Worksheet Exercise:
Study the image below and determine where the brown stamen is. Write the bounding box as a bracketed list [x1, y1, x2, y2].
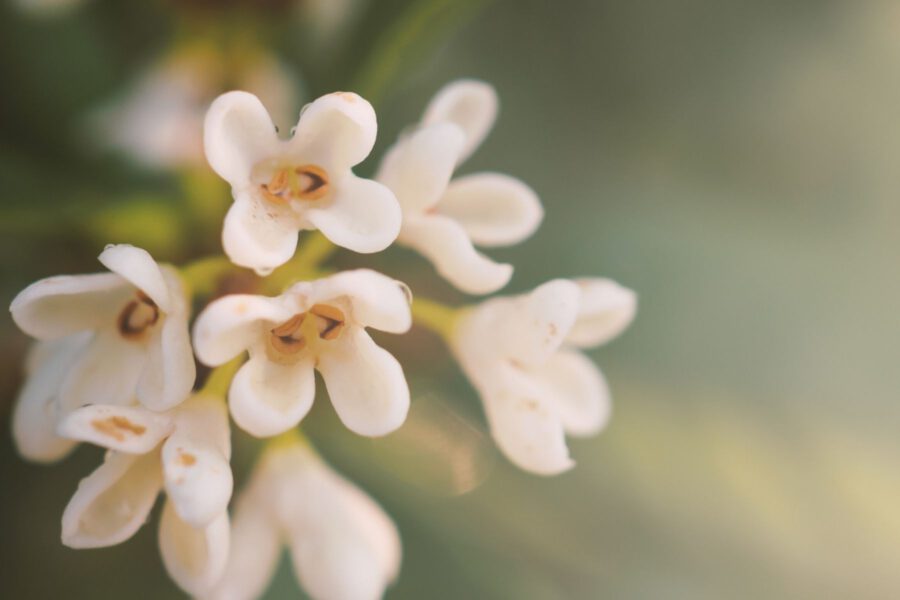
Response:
[309, 303, 345, 340]
[269, 313, 308, 355]
[294, 165, 329, 200]
[91, 416, 147, 442]
[118, 291, 160, 340]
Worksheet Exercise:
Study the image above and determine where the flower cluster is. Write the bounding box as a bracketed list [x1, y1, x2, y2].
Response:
[10, 80, 635, 598]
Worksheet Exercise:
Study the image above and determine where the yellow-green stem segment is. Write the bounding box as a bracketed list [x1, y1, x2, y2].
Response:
[411, 297, 460, 340]
[200, 355, 244, 397]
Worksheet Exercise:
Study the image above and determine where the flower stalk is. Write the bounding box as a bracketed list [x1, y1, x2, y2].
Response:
[411, 296, 459, 340]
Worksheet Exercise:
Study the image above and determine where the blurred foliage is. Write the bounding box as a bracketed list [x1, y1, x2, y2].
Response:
[3, 0, 900, 598]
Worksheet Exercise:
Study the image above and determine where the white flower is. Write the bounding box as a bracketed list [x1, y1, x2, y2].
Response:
[94, 49, 299, 171]
[377, 79, 543, 294]
[451, 278, 636, 475]
[11, 334, 89, 463]
[58, 393, 232, 596]
[206, 439, 400, 600]
[9, 244, 196, 412]
[193, 269, 411, 437]
[204, 90, 401, 275]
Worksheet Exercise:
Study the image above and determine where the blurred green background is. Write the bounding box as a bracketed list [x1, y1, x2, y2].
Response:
[2, 0, 900, 598]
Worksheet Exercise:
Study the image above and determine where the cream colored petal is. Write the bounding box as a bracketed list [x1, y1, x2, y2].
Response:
[303, 174, 400, 254]
[530, 349, 611, 437]
[204, 91, 280, 185]
[400, 215, 512, 295]
[317, 327, 409, 437]
[203, 485, 281, 600]
[222, 192, 303, 275]
[159, 500, 230, 597]
[98, 244, 172, 312]
[288, 91, 377, 169]
[138, 267, 196, 411]
[162, 394, 233, 527]
[193, 294, 294, 367]
[493, 279, 581, 367]
[421, 79, 497, 164]
[479, 364, 573, 476]
[61, 450, 162, 548]
[229, 353, 316, 438]
[271, 444, 401, 600]
[58, 404, 174, 454]
[376, 122, 465, 214]
[566, 278, 637, 348]
[439, 173, 543, 247]
[287, 269, 411, 333]
[59, 330, 147, 409]
[10, 272, 128, 339]
[12, 335, 88, 463]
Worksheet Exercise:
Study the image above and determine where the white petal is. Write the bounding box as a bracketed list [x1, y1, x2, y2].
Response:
[138, 267, 196, 411]
[272, 444, 401, 600]
[317, 327, 409, 436]
[421, 79, 497, 164]
[61, 450, 162, 548]
[59, 330, 148, 409]
[98, 244, 172, 313]
[376, 122, 465, 214]
[304, 174, 400, 254]
[289, 91, 377, 169]
[287, 269, 411, 333]
[400, 215, 512, 295]
[493, 279, 580, 366]
[567, 278, 637, 348]
[58, 404, 174, 453]
[480, 365, 573, 476]
[193, 294, 294, 367]
[10, 273, 128, 339]
[204, 91, 279, 185]
[229, 353, 316, 438]
[162, 394, 233, 527]
[159, 500, 230, 597]
[530, 350, 611, 436]
[12, 336, 88, 463]
[203, 486, 281, 600]
[222, 192, 303, 275]
[438, 173, 543, 247]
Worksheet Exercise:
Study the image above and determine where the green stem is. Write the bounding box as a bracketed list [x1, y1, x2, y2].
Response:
[180, 255, 238, 299]
[411, 296, 459, 340]
[267, 427, 310, 451]
[352, 0, 492, 105]
[263, 232, 335, 294]
[200, 355, 244, 397]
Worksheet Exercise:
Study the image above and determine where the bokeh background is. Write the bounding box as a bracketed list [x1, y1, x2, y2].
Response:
[2, 0, 900, 598]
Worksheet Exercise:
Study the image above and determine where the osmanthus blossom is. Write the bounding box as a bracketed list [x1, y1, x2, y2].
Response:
[11, 333, 89, 463]
[9, 244, 196, 413]
[205, 438, 400, 600]
[58, 394, 233, 596]
[204, 90, 401, 275]
[451, 278, 636, 475]
[377, 79, 543, 295]
[192, 269, 412, 438]
[94, 49, 299, 171]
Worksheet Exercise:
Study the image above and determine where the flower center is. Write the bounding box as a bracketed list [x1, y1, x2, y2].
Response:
[117, 291, 160, 340]
[267, 303, 345, 361]
[260, 165, 329, 205]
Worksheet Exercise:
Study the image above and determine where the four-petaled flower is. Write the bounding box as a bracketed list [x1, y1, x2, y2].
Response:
[205, 438, 400, 600]
[451, 278, 636, 475]
[204, 90, 401, 275]
[58, 393, 233, 596]
[377, 79, 543, 294]
[193, 269, 412, 437]
[10, 244, 196, 412]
